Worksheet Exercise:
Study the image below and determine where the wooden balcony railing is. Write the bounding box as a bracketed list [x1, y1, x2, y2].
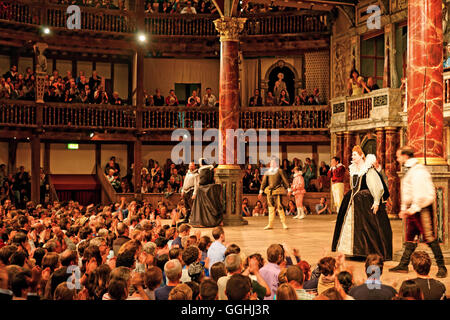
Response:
[240, 105, 330, 130]
[142, 107, 219, 129]
[45, 4, 136, 34]
[444, 70, 450, 105]
[330, 88, 403, 132]
[145, 13, 217, 36]
[43, 102, 136, 130]
[244, 12, 330, 36]
[0, 100, 330, 131]
[0, 100, 36, 127]
[347, 96, 372, 121]
[0, 1, 329, 36]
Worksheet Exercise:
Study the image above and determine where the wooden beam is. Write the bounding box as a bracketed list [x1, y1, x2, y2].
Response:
[7, 139, 17, 175]
[44, 142, 50, 175]
[95, 143, 101, 175]
[133, 138, 142, 193]
[30, 135, 40, 204]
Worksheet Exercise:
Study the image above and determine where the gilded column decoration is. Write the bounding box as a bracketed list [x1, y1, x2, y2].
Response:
[33, 42, 48, 104]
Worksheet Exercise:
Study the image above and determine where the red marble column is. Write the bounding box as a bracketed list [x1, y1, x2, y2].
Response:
[385, 127, 400, 217]
[375, 128, 385, 168]
[407, 0, 446, 165]
[343, 131, 355, 191]
[218, 40, 240, 165]
[214, 17, 247, 166]
[214, 17, 248, 226]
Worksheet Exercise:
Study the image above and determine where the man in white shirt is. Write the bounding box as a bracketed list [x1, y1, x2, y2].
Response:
[390, 146, 447, 278]
[179, 162, 199, 224]
[180, 1, 197, 14]
[202, 88, 217, 108]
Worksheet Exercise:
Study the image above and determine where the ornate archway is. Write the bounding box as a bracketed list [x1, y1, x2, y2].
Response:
[261, 60, 302, 100]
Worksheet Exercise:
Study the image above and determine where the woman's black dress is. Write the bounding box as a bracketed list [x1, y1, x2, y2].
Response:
[190, 166, 224, 227]
[331, 168, 393, 260]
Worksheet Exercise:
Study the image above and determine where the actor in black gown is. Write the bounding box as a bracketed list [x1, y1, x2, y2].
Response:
[190, 159, 224, 227]
[331, 151, 393, 260]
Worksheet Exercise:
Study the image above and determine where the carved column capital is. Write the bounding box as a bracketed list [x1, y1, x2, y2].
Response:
[214, 17, 247, 42]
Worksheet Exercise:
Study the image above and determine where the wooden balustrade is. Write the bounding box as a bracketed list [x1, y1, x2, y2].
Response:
[444, 70, 450, 105]
[0, 100, 36, 126]
[142, 107, 219, 129]
[45, 4, 136, 33]
[240, 105, 330, 130]
[0, 100, 330, 131]
[347, 97, 372, 121]
[42, 102, 136, 129]
[0, 1, 329, 36]
[244, 12, 329, 35]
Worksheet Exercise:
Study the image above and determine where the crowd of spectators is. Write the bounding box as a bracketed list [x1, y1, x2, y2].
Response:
[0, 165, 49, 210]
[104, 156, 331, 218]
[249, 88, 323, 107]
[1, 66, 126, 105]
[0, 198, 446, 301]
[52, 0, 127, 10]
[143, 88, 218, 107]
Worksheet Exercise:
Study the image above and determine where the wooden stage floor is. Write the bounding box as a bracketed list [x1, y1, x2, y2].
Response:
[188, 215, 450, 293]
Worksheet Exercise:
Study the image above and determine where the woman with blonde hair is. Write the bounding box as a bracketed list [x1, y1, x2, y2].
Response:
[331, 145, 392, 260]
[276, 283, 298, 300]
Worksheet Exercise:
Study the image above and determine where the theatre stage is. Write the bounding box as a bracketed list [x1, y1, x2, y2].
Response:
[189, 215, 450, 293]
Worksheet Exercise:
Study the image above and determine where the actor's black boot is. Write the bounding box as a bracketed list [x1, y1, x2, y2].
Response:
[428, 239, 448, 278]
[389, 242, 417, 273]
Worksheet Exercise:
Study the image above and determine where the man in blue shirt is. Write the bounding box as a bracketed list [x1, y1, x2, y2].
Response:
[155, 259, 182, 300]
[207, 227, 226, 273]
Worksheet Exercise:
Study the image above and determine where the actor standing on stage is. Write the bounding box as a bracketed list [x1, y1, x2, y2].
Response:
[190, 158, 224, 227]
[179, 161, 199, 224]
[331, 146, 392, 260]
[390, 147, 447, 278]
[291, 166, 306, 220]
[258, 158, 291, 230]
[328, 156, 345, 214]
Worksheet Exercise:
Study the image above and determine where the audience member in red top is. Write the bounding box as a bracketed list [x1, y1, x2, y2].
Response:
[327, 156, 345, 213]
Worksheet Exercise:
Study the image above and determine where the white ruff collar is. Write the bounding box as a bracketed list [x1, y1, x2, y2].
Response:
[349, 154, 376, 177]
[294, 171, 303, 177]
[405, 158, 418, 168]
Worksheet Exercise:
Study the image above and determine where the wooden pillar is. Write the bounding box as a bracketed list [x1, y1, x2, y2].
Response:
[127, 142, 134, 174]
[44, 142, 50, 174]
[281, 143, 287, 162]
[31, 136, 40, 204]
[7, 139, 17, 175]
[133, 138, 142, 194]
[95, 143, 101, 173]
[312, 144, 319, 177]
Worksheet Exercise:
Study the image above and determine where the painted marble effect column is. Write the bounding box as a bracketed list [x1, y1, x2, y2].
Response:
[385, 127, 400, 217]
[214, 17, 247, 166]
[343, 131, 355, 191]
[375, 128, 385, 169]
[407, 0, 446, 164]
[213, 17, 248, 226]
